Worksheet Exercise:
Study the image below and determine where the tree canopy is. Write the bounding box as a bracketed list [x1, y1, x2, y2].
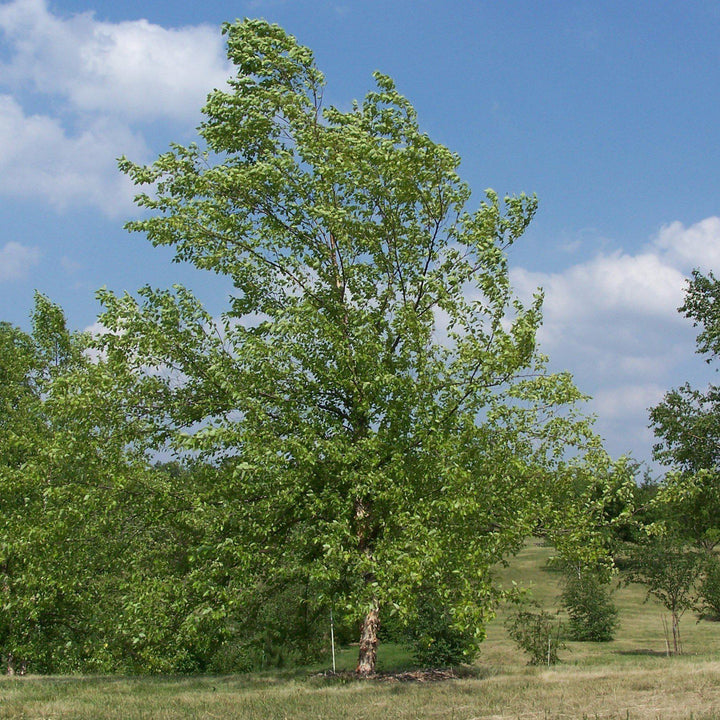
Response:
[91, 19, 624, 675]
[0, 297, 227, 673]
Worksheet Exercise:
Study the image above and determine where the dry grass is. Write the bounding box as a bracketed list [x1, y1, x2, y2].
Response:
[3, 539, 720, 719]
[4, 662, 720, 719]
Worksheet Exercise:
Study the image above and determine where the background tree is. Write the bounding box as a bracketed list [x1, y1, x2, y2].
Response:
[0, 297, 210, 673]
[680, 269, 720, 360]
[698, 553, 720, 620]
[505, 603, 564, 666]
[0, 295, 340, 674]
[625, 533, 704, 655]
[98, 19, 609, 676]
[542, 458, 633, 644]
[651, 271, 720, 551]
[650, 384, 720, 477]
[640, 271, 720, 653]
[0, 295, 114, 672]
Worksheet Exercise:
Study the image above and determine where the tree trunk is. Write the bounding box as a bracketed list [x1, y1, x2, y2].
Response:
[672, 612, 682, 655]
[354, 490, 379, 677]
[356, 600, 380, 677]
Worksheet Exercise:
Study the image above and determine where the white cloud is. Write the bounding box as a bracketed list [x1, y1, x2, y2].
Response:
[0, 0, 230, 122]
[653, 217, 720, 272]
[511, 217, 720, 464]
[0, 0, 232, 214]
[0, 241, 41, 281]
[513, 217, 720, 358]
[0, 94, 146, 214]
[590, 383, 669, 463]
[513, 251, 686, 340]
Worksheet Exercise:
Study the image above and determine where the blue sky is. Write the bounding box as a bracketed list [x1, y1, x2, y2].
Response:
[1, 0, 718, 469]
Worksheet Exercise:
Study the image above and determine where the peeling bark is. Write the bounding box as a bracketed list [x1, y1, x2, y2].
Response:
[356, 600, 380, 676]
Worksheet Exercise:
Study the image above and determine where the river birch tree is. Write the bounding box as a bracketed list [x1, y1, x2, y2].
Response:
[99, 19, 605, 675]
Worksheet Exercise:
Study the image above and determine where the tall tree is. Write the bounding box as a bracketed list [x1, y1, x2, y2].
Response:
[99, 19, 606, 675]
[650, 270, 720, 551]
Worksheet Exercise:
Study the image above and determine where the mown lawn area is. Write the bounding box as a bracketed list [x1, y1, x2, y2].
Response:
[3, 538, 720, 719]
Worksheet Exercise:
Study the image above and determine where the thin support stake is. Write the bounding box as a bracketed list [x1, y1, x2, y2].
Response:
[330, 605, 336, 673]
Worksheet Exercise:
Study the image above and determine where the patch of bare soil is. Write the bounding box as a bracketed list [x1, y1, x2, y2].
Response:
[312, 667, 475, 683]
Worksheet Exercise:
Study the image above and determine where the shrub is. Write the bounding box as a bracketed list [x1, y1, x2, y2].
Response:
[505, 604, 564, 665]
[560, 571, 618, 641]
[699, 555, 720, 619]
[405, 592, 478, 668]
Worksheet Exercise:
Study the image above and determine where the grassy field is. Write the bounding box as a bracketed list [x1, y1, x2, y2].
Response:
[4, 538, 720, 719]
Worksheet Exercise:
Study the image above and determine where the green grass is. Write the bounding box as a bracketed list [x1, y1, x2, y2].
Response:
[488, 537, 720, 665]
[4, 538, 720, 719]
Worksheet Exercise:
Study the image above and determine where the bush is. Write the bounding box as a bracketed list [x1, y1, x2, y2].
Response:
[505, 604, 564, 665]
[699, 555, 720, 619]
[560, 571, 618, 641]
[405, 591, 478, 668]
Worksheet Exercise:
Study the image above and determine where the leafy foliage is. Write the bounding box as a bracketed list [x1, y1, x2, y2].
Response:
[505, 604, 564, 665]
[625, 533, 704, 654]
[680, 269, 720, 361]
[94, 19, 608, 674]
[0, 21, 629, 676]
[560, 570, 618, 642]
[405, 589, 479, 668]
[650, 469, 720, 551]
[698, 555, 720, 620]
[650, 385, 720, 478]
[545, 456, 639, 569]
[650, 271, 720, 551]
[0, 298, 238, 674]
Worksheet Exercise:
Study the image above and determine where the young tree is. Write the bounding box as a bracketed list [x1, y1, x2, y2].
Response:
[626, 533, 704, 655]
[505, 603, 564, 666]
[98, 19, 605, 675]
[560, 570, 618, 642]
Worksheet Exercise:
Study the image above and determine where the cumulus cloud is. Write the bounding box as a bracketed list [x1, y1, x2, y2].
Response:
[513, 252, 687, 346]
[513, 217, 720, 365]
[593, 383, 667, 422]
[654, 217, 720, 272]
[0, 0, 231, 214]
[0, 0, 230, 122]
[0, 241, 41, 281]
[0, 94, 146, 214]
[591, 385, 662, 460]
[511, 217, 720, 464]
